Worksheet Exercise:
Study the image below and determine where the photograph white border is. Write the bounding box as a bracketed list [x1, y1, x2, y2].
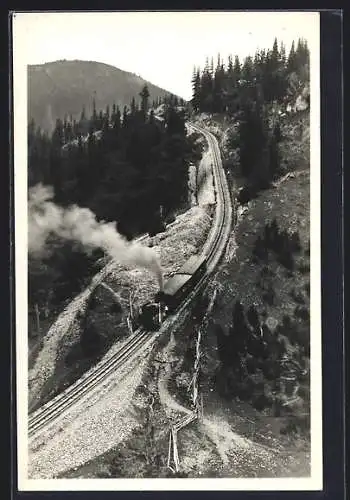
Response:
[13, 10, 322, 491]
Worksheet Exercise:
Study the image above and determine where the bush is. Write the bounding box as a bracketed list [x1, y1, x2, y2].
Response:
[290, 288, 305, 304]
[110, 302, 122, 314]
[294, 305, 310, 321]
[246, 356, 259, 374]
[280, 420, 298, 435]
[263, 284, 275, 305]
[290, 231, 302, 252]
[247, 304, 260, 330]
[252, 236, 268, 262]
[252, 393, 273, 411]
[262, 360, 281, 380]
[304, 239, 310, 256]
[148, 219, 166, 237]
[237, 185, 258, 204]
[260, 265, 273, 277]
[298, 261, 310, 274]
[277, 250, 295, 270]
[81, 322, 101, 357]
[237, 377, 255, 401]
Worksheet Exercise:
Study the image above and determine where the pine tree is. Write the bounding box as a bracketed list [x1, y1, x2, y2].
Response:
[242, 55, 254, 85]
[280, 41, 287, 66]
[200, 59, 214, 112]
[213, 54, 225, 113]
[287, 40, 297, 74]
[227, 54, 233, 74]
[191, 67, 201, 112]
[122, 105, 128, 128]
[139, 84, 150, 120]
[91, 96, 98, 131]
[130, 96, 137, 116]
[233, 55, 241, 82]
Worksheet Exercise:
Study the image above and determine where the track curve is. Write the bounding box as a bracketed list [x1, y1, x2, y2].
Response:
[28, 121, 232, 439]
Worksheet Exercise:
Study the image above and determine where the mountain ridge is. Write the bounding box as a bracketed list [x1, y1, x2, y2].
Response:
[28, 59, 178, 132]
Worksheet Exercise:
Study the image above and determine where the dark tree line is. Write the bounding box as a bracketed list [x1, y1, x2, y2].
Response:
[191, 38, 310, 191]
[215, 299, 286, 405]
[253, 218, 302, 270]
[191, 38, 309, 115]
[28, 86, 200, 338]
[29, 86, 197, 237]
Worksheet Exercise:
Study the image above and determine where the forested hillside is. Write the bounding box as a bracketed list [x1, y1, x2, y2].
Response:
[191, 37, 309, 193]
[28, 90, 201, 343]
[28, 60, 179, 133]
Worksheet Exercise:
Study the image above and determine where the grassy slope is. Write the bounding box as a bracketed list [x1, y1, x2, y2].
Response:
[28, 60, 173, 132]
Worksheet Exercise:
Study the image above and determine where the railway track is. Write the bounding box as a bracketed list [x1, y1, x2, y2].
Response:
[28, 121, 232, 440]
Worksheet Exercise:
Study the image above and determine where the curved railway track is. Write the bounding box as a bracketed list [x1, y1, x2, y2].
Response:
[28, 121, 232, 439]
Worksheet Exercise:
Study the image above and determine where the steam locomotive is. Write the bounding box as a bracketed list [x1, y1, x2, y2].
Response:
[138, 254, 208, 330]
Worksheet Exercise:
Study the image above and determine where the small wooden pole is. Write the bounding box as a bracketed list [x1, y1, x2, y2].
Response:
[167, 430, 172, 469]
[34, 303, 41, 335]
[126, 315, 133, 335]
[129, 292, 134, 320]
[158, 302, 162, 325]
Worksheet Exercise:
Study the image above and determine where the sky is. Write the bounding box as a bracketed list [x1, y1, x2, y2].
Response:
[13, 11, 319, 100]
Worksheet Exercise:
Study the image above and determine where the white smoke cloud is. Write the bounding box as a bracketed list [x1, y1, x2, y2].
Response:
[28, 183, 163, 289]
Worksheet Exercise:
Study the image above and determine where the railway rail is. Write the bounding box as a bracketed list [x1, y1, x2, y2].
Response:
[28, 121, 232, 439]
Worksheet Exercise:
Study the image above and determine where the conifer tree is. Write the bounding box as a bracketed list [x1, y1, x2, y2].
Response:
[91, 96, 98, 131]
[139, 84, 150, 120]
[191, 67, 201, 112]
[233, 55, 241, 82]
[287, 40, 297, 74]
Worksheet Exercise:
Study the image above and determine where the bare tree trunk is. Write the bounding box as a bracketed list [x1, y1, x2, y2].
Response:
[34, 303, 41, 336]
[129, 291, 134, 320]
[195, 164, 199, 205]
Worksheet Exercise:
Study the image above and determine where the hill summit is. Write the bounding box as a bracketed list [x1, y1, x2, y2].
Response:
[28, 59, 175, 132]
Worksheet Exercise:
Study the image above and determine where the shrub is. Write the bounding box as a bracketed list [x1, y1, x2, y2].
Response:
[290, 288, 305, 304]
[261, 323, 273, 342]
[237, 377, 255, 401]
[110, 302, 122, 314]
[280, 420, 298, 435]
[282, 314, 292, 329]
[261, 265, 273, 277]
[81, 322, 101, 357]
[247, 304, 260, 330]
[263, 283, 275, 305]
[252, 393, 273, 411]
[246, 356, 258, 374]
[253, 236, 268, 262]
[262, 360, 281, 380]
[290, 231, 302, 252]
[294, 305, 310, 321]
[298, 261, 310, 274]
[277, 249, 295, 270]
[237, 185, 259, 204]
[304, 239, 310, 256]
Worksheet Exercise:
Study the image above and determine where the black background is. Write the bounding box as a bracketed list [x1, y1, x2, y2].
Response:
[4, 8, 345, 500]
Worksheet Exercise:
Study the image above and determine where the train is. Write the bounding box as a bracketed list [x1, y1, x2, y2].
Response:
[138, 254, 208, 330]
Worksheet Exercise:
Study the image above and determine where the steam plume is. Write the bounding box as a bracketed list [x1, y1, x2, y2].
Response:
[28, 184, 163, 289]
